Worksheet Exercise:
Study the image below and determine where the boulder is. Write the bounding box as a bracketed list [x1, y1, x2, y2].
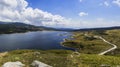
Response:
[2, 61, 25, 67]
[31, 60, 52, 67]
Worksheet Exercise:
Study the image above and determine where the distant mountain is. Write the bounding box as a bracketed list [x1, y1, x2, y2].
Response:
[40, 26, 120, 32]
[0, 21, 75, 31]
[0, 21, 120, 33]
[40, 26, 120, 31]
[38, 26, 75, 31]
[0, 21, 75, 34]
[0, 21, 9, 24]
[0, 21, 34, 26]
[73, 26, 120, 31]
[0, 21, 43, 34]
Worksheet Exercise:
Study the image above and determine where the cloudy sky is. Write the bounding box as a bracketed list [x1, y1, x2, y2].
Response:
[0, 0, 120, 28]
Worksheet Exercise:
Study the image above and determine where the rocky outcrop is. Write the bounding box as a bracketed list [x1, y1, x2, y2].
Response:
[2, 60, 52, 67]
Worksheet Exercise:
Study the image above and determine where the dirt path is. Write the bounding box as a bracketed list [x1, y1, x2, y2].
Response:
[84, 34, 117, 55]
[94, 36, 117, 55]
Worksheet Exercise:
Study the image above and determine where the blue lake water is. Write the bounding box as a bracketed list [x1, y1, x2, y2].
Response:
[0, 31, 75, 52]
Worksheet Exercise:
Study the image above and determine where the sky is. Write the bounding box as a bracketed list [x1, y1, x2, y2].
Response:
[0, 0, 120, 28]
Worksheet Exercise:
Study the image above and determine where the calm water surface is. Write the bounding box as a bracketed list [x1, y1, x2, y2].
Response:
[0, 31, 75, 52]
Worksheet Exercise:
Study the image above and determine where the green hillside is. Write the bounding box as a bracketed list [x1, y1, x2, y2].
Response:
[1, 50, 120, 67]
[62, 31, 112, 54]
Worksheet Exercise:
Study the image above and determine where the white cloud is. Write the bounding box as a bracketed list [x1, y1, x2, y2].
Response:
[104, 1, 109, 6]
[0, 0, 71, 28]
[113, 0, 120, 7]
[79, 12, 88, 17]
[0, 0, 119, 29]
[99, 1, 110, 7]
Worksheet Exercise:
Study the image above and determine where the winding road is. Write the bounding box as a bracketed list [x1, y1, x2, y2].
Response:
[84, 34, 117, 55]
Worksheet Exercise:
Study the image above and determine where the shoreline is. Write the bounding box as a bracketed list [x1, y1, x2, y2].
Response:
[60, 40, 77, 51]
[60, 33, 78, 51]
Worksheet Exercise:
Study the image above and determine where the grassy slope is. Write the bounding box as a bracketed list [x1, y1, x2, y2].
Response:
[1, 50, 120, 67]
[0, 50, 73, 67]
[62, 31, 112, 54]
[63, 29, 120, 55]
[101, 30, 120, 56]
[68, 53, 120, 67]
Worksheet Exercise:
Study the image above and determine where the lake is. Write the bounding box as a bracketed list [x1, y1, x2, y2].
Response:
[0, 31, 75, 52]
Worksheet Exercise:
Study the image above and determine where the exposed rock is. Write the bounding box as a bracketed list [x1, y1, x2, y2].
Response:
[0, 52, 8, 57]
[31, 60, 52, 67]
[100, 64, 110, 67]
[34, 52, 40, 55]
[2, 61, 25, 67]
[72, 52, 80, 56]
[34, 52, 40, 56]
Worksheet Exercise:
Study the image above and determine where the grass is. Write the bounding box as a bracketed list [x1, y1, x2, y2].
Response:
[68, 53, 120, 67]
[62, 31, 112, 54]
[0, 50, 73, 67]
[1, 50, 120, 67]
[84, 29, 120, 56]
